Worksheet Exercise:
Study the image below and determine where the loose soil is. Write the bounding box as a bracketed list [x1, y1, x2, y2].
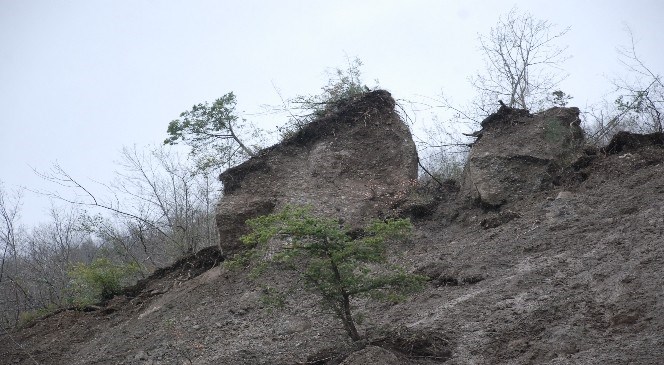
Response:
[2, 144, 663, 364]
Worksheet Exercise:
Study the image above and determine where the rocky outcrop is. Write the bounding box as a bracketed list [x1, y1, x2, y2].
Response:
[462, 105, 584, 206]
[4, 100, 664, 364]
[216, 90, 418, 255]
[603, 130, 664, 154]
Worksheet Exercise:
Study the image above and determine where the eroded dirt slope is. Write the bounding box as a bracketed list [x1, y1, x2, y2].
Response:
[2, 146, 663, 365]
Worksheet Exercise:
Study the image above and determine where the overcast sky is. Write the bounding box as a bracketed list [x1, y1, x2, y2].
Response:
[1, 0, 663, 226]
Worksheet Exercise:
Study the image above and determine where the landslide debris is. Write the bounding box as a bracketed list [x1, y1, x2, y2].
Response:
[2, 96, 664, 365]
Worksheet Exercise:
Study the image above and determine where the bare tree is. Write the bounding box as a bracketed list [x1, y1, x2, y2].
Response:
[0, 192, 100, 327]
[0, 182, 24, 325]
[614, 28, 663, 132]
[0, 183, 21, 285]
[584, 28, 663, 144]
[414, 9, 571, 180]
[113, 145, 220, 255]
[471, 7, 570, 112]
[37, 145, 220, 264]
[20, 207, 96, 307]
[1, 143, 222, 326]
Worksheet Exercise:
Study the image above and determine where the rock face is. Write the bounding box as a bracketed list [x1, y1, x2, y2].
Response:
[463, 105, 584, 206]
[216, 90, 418, 254]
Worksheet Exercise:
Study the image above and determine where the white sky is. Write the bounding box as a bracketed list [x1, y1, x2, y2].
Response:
[1, 0, 663, 225]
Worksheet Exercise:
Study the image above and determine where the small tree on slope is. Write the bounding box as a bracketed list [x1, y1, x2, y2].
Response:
[237, 205, 427, 342]
[164, 92, 257, 173]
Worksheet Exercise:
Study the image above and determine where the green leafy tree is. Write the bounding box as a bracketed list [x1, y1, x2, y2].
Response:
[238, 206, 427, 342]
[165, 92, 257, 172]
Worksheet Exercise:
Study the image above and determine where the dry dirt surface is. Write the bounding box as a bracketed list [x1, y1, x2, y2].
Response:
[2, 137, 664, 363]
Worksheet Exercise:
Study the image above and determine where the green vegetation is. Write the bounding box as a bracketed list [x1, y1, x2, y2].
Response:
[236, 205, 427, 342]
[18, 304, 61, 327]
[296, 57, 369, 116]
[68, 258, 140, 306]
[15, 257, 140, 325]
[277, 57, 373, 138]
[548, 90, 573, 107]
[164, 92, 257, 172]
[163, 58, 372, 169]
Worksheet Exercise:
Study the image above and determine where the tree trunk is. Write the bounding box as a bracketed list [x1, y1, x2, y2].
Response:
[228, 121, 255, 157]
[341, 293, 361, 342]
[327, 250, 361, 341]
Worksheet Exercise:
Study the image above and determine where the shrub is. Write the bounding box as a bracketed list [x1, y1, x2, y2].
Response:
[18, 304, 61, 327]
[67, 258, 140, 306]
[277, 57, 373, 138]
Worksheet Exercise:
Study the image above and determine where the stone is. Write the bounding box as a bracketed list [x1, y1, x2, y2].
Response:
[340, 346, 401, 365]
[216, 91, 418, 255]
[462, 106, 584, 206]
[603, 131, 664, 154]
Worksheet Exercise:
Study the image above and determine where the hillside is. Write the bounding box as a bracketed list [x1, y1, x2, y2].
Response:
[2, 91, 664, 365]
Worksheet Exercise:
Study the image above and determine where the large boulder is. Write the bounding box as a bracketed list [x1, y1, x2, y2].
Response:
[602, 130, 664, 154]
[216, 90, 418, 255]
[463, 105, 584, 206]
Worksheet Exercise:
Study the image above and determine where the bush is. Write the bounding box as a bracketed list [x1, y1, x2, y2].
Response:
[67, 258, 140, 306]
[278, 57, 373, 138]
[18, 304, 61, 327]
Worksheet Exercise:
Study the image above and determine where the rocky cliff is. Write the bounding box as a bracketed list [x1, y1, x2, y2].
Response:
[216, 90, 418, 255]
[2, 95, 664, 365]
[462, 105, 584, 206]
